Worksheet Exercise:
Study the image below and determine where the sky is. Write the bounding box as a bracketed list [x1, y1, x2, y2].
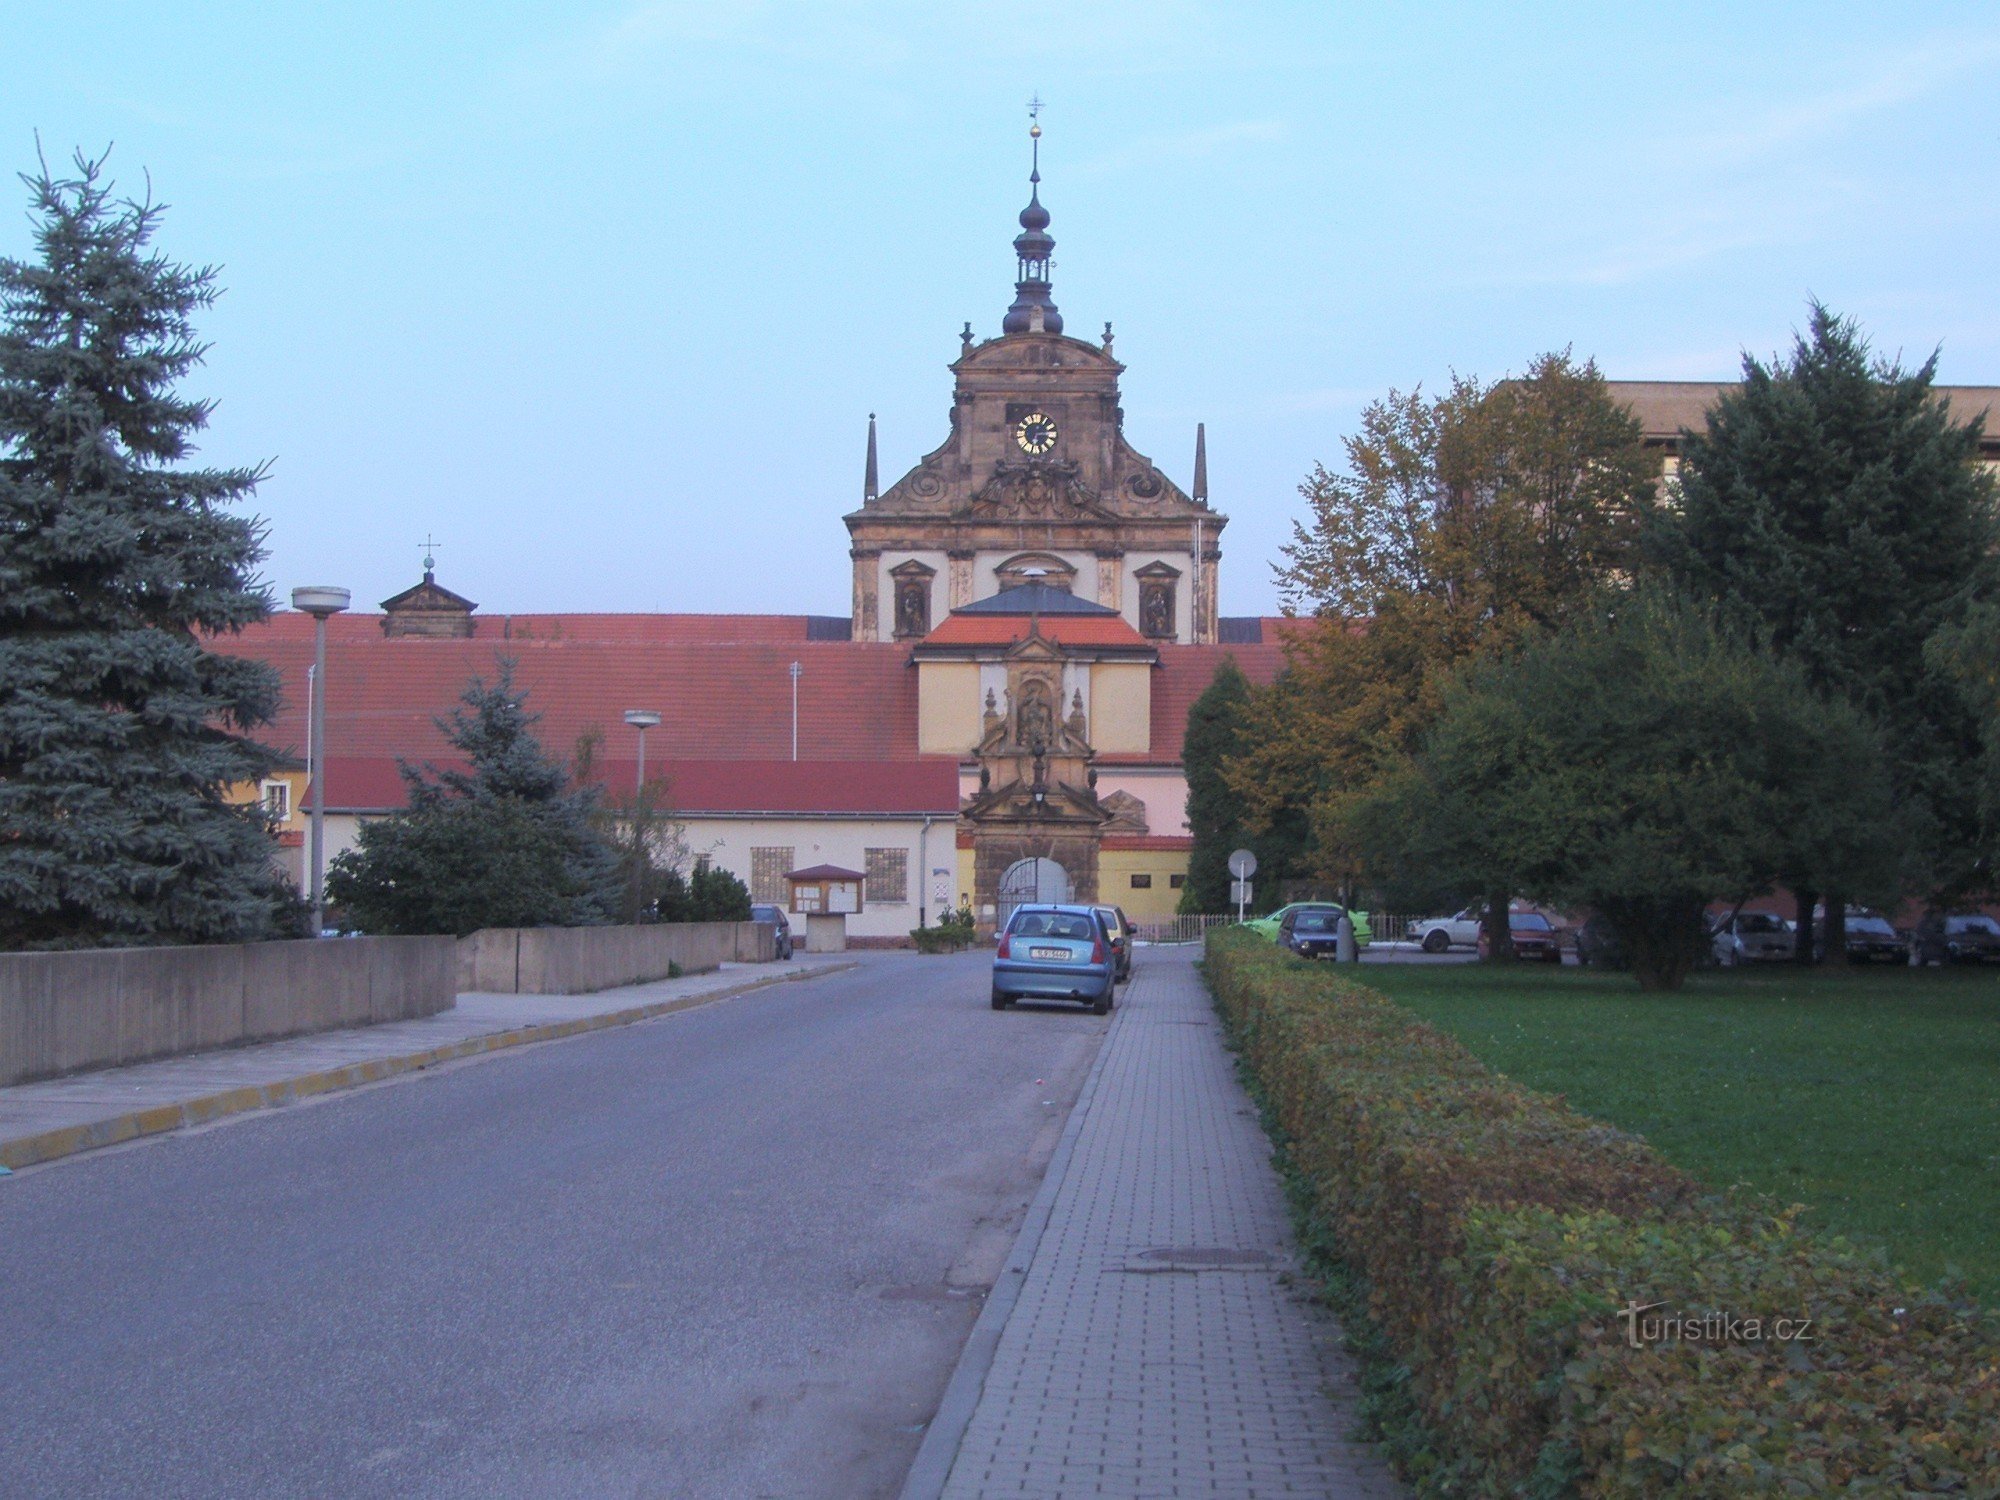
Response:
[5, 2, 1998, 619]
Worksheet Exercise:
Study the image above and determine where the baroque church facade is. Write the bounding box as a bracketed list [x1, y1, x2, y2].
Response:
[220, 137, 1295, 938]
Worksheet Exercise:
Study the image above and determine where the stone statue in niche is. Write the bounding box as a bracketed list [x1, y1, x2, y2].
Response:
[894, 578, 930, 639]
[1016, 679, 1054, 749]
[1140, 578, 1175, 639]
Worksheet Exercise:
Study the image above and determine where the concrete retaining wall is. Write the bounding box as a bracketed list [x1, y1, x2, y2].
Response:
[455, 921, 774, 995]
[0, 936, 457, 1087]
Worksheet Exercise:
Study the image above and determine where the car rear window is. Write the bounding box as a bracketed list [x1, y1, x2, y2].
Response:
[1293, 912, 1337, 932]
[1740, 913, 1786, 933]
[1012, 912, 1095, 940]
[1511, 913, 1552, 932]
[1948, 916, 2000, 936]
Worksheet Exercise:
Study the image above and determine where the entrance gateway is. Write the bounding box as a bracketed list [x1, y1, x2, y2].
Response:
[997, 857, 1072, 930]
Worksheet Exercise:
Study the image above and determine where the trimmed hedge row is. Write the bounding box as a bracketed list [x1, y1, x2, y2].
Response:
[1203, 931, 2000, 1496]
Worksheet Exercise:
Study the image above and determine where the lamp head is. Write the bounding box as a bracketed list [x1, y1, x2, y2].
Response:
[291, 585, 351, 618]
[623, 709, 662, 730]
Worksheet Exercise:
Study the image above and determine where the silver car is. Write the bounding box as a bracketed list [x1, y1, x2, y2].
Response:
[1711, 911, 1793, 965]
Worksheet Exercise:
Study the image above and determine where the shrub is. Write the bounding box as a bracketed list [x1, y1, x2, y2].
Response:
[1203, 930, 2000, 1495]
[910, 914, 977, 954]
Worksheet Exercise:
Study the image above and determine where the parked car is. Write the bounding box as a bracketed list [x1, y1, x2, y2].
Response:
[1711, 911, 1794, 965]
[750, 903, 794, 960]
[1277, 905, 1351, 959]
[1572, 915, 1628, 969]
[1246, 902, 1372, 948]
[1814, 907, 1908, 965]
[1475, 910, 1564, 963]
[992, 904, 1116, 1013]
[1091, 904, 1134, 982]
[1913, 912, 2000, 965]
[1409, 906, 1484, 953]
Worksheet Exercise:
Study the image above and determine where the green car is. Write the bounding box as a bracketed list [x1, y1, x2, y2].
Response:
[1243, 902, 1372, 948]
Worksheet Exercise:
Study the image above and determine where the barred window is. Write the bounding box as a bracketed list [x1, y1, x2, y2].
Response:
[750, 847, 793, 904]
[865, 847, 909, 904]
[1169, 872, 1186, 889]
[1130, 873, 1153, 889]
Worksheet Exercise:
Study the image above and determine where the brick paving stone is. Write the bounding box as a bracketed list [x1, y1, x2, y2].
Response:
[938, 946, 1401, 1499]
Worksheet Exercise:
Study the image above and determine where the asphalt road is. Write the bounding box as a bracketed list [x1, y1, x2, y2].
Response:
[0, 953, 1108, 1499]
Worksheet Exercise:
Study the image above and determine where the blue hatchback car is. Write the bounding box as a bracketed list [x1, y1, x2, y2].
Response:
[992, 904, 1116, 1014]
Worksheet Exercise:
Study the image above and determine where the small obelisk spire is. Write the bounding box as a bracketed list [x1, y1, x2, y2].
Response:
[1192, 423, 1208, 504]
[864, 413, 879, 502]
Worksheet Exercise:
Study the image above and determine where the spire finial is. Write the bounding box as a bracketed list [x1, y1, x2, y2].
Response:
[419, 533, 441, 580]
[1192, 424, 1208, 504]
[1003, 101, 1062, 336]
[864, 413, 879, 502]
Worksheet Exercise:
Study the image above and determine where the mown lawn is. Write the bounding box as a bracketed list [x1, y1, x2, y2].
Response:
[1358, 959, 2000, 1303]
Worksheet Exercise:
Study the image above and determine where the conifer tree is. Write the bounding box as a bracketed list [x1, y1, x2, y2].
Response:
[0, 150, 291, 950]
[325, 662, 620, 936]
[1652, 304, 1998, 930]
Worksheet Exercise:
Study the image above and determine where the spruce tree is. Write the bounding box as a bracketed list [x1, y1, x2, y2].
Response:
[326, 662, 620, 936]
[0, 151, 290, 950]
[1652, 304, 1998, 920]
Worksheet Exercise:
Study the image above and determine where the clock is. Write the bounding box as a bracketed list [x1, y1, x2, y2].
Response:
[1014, 412, 1059, 455]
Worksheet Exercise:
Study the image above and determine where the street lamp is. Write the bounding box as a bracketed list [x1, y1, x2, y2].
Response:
[623, 709, 661, 795]
[789, 661, 802, 761]
[291, 585, 351, 935]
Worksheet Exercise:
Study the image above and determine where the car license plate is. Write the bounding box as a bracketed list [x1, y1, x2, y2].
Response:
[1030, 946, 1068, 960]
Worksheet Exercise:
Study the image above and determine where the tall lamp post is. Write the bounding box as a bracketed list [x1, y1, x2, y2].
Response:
[623, 709, 661, 795]
[291, 585, 351, 935]
[789, 661, 802, 761]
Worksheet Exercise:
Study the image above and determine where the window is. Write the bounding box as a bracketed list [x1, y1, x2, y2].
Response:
[751, 847, 793, 904]
[1129, 873, 1153, 889]
[1169, 873, 1186, 889]
[865, 847, 909, 904]
[260, 779, 291, 821]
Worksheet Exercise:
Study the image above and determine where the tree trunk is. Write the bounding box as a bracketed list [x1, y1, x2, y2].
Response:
[1824, 893, 1848, 966]
[1792, 886, 1819, 966]
[1481, 890, 1515, 963]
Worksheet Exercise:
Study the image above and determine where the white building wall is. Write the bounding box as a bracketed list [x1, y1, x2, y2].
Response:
[684, 813, 950, 939]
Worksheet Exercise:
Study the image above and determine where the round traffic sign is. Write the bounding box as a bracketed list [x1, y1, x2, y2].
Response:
[1227, 848, 1258, 879]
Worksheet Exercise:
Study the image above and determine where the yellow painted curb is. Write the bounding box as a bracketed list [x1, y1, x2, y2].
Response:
[0, 962, 857, 1172]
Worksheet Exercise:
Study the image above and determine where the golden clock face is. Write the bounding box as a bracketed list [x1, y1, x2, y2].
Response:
[1015, 412, 1058, 455]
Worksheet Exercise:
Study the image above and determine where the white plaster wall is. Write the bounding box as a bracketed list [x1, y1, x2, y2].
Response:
[1092, 769, 1192, 837]
[681, 813, 950, 938]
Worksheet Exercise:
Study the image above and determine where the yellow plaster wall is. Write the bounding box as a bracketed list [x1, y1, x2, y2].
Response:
[1098, 848, 1190, 922]
[956, 844, 977, 912]
[1088, 663, 1152, 755]
[917, 662, 982, 756]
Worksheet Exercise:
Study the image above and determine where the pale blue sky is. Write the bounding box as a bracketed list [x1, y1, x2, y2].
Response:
[6, 3, 1998, 618]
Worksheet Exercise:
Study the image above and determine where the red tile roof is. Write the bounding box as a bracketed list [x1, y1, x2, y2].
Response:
[1102, 834, 1194, 851]
[1140, 626, 1302, 764]
[210, 614, 917, 769]
[310, 755, 959, 815]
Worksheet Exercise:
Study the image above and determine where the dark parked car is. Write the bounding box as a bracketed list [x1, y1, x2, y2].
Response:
[750, 903, 794, 960]
[1092, 904, 1135, 982]
[1476, 910, 1564, 963]
[1277, 904, 1352, 960]
[1816, 907, 1908, 965]
[1573, 915, 1628, 969]
[1914, 912, 2000, 965]
[992, 904, 1116, 1013]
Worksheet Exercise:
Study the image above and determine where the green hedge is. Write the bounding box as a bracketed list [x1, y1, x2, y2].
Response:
[1203, 931, 1999, 1495]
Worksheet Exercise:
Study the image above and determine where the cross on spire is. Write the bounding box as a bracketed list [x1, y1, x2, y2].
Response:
[419, 534, 441, 578]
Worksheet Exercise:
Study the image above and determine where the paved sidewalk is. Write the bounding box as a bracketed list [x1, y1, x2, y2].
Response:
[920, 946, 1401, 1499]
[0, 955, 854, 1171]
